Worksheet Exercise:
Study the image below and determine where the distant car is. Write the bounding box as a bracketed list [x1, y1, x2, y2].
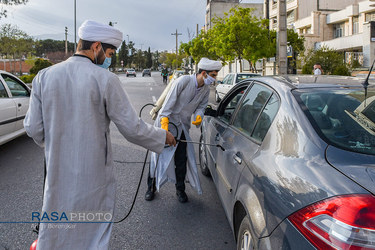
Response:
[215, 72, 261, 102]
[169, 69, 187, 82]
[126, 69, 136, 77]
[142, 69, 151, 77]
[0, 70, 30, 146]
[200, 75, 375, 249]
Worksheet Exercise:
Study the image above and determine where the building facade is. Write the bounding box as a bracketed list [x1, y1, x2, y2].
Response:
[269, 0, 375, 68]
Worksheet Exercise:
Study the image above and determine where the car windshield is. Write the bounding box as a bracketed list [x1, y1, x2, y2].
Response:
[236, 74, 259, 83]
[293, 87, 375, 155]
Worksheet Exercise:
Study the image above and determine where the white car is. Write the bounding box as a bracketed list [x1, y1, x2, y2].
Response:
[0, 71, 30, 146]
[215, 72, 260, 102]
[126, 69, 136, 77]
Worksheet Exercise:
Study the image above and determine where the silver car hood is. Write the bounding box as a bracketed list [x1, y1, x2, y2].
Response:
[325, 146, 375, 195]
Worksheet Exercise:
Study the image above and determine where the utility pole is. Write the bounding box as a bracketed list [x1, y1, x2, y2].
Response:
[74, 0, 76, 52]
[65, 27, 68, 55]
[171, 29, 182, 69]
[277, 0, 287, 75]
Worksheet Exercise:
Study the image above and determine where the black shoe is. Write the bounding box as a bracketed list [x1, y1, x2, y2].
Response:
[145, 189, 155, 201]
[176, 190, 188, 203]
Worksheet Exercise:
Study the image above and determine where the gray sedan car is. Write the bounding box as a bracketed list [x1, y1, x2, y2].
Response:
[199, 75, 375, 249]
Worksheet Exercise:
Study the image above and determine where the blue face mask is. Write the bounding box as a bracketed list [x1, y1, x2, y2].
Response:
[99, 57, 111, 69]
[95, 44, 112, 69]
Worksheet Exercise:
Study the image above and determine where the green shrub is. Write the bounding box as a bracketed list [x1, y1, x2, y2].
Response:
[20, 74, 36, 83]
[30, 58, 52, 75]
[332, 65, 351, 76]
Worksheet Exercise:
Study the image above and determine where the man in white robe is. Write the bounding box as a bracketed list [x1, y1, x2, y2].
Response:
[145, 58, 222, 203]
[24, 20, 176, 250]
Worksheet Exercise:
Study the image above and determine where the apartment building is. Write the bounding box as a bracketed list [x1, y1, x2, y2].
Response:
[270, 0, 375, 68]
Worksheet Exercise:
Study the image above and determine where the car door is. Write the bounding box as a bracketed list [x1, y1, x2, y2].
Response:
[215, 82, 279, 215]
[206, 83, 250, 189]
[1, 73, 30, 131]
[0, 80, 17, 137]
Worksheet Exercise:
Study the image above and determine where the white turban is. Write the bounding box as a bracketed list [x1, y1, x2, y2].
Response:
[198, 58, 222, 71]
[78, 20, 123, 48]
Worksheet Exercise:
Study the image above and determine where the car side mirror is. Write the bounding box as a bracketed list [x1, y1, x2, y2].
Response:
[204, 105, 217, 117]
[217, 80, 223, 84]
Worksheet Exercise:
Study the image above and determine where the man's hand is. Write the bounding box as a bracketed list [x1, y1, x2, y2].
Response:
[192, 115, 202, 126]
[165, 131, 176, 146]
[160, 117, 169, 131]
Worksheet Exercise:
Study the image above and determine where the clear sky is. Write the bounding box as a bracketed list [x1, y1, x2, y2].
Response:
[0, 0, 263, 52]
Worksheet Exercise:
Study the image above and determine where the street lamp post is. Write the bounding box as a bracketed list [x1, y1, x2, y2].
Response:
[74, 0, 76, 52]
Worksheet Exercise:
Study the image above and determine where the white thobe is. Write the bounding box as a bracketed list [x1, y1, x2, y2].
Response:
[150, 74, 209, 194]
[24, 56, 166, 250]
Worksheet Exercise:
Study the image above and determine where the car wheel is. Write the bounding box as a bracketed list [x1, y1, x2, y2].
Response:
[215, 91, 221, 103]
[237, 216, 254, 250]
[199, 134, 211, 177]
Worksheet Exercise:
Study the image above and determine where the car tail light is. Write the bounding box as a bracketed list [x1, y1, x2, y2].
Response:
[288, 194, 375, 249]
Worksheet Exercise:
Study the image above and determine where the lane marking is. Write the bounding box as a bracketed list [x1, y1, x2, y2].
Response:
[152, 96, 157, 103]
[150, 87, 153, 91]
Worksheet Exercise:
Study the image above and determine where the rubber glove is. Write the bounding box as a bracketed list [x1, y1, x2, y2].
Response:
[160, 117, 169, 131]
[192, 115, 202, 126]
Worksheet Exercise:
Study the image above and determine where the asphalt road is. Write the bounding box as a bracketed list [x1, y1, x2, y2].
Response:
[0, 72, 235, 250]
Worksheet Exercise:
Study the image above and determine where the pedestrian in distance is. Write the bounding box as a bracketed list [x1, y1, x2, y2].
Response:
[24, 20, 176, 250]
[145, 57, 222, 203]
[161, 66, 168, 84]
[314, 63, 323, 75]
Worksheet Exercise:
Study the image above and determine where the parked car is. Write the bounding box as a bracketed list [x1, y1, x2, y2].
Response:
[126, 68, 136, 77]
[0, 70, 31, 146]
[199, 75, 375, 249]
[215, 72, 261, 102]
[142, 69, 151, 77]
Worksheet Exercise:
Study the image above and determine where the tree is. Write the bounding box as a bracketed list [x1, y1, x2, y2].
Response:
[0, 23, 34, 74]
[127, 41, 136, 67]
[146, 47, 152, 69]
[302, 46, 350, 75]
[0, 0, 28, 19]
[29, 58, 52, 75]
[118, 41, 128, 68]
[210, 7, 275, 72]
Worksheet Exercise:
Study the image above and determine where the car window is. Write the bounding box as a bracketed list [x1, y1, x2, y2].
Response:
[236, 74, 259, 83]
[218, 86, 248, 124]
[226, 74, 234, 85]
[0, 81, 8, 98]
[232, 83, 272, 137]
[252, 94, 279, 141]
[1, 74, 29, 97]
[222, 75, 229, 85]
[293, 88, 375, 155]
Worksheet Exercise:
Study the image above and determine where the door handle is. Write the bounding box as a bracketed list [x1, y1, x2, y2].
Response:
[18, 103, 22, 107]
[233, 152, 242, 165]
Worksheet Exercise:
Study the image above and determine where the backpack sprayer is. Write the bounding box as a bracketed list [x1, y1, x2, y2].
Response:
[30, 103, 224, 249]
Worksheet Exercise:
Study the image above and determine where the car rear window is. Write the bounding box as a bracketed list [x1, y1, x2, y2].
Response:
[236, 74, 259, 83]
[293, 88, 375, 155]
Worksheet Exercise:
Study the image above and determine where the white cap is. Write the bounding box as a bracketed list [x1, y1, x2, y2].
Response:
[78, 20, 123, 48]
[198, 57, 222, 71]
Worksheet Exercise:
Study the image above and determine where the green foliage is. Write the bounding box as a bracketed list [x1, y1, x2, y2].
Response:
[332, 65, 351, 76]
[29, 58, 52, 75]
[146, 47, 153, 68]
[0, 23, 33, 58]
[210, 7, 276, 71]
[34, 39, 74, 57]
[302, 46, 350, 75]
[118, 41, 129, 67]
[19, 74, 35, 83]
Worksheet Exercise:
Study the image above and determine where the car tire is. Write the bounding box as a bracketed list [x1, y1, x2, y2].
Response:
[199, 134, 211, 177]
[237, 216, 255, 250]
[215, 91, 221, 103]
